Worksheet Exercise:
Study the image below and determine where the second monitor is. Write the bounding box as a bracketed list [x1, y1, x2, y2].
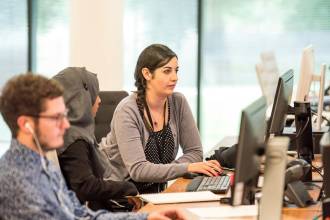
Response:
[231, 96, 267, 206]
[267, 69, 294, 137]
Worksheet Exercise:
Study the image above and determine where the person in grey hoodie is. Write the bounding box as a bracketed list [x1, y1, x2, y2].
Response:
[53, 67, 138, 211]
[100, 44, 222, 193]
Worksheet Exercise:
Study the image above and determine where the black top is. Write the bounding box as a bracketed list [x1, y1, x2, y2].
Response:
[133, 101, 175, 193]
[206, 144, 238, 169]
[58, 139, 138, 211]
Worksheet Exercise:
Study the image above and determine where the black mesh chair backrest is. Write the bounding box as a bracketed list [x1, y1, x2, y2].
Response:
[95, 91, 129, 143]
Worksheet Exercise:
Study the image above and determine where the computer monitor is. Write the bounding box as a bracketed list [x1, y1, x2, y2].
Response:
[296, 45, 326, 131]
[231, 96, 267, 206]
[267, 69, 294, 136]
[296, 45, 314, 102]
[256, 51, 280, 106]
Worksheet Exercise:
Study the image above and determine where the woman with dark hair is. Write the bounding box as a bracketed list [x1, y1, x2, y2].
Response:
[53, 67, 138, 211]
[100, 44, 221, 194]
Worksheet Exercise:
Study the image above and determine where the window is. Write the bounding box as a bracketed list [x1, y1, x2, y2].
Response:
[0, 0, 28, 156]
[0, 0, 28, 86]
[200, 0, 330, 149]
[2, 1, 330, 157]
[0, 0, 69, 156]
[123, 0, 198, 116]
[33, 0, 69, 76]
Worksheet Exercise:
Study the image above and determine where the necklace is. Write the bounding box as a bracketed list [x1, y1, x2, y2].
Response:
[144, 99, 167, 131]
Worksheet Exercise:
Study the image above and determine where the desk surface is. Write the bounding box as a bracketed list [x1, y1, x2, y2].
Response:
[139, 178, 321, 219]
[139, 156, 323, 220]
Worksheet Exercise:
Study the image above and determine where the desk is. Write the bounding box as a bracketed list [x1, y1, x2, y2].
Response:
[139, 156, 323, 220]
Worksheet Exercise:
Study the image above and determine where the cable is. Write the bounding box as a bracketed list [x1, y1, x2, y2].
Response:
[291, 125, 303, 140]
[293, 117, 313, 162]
[311, 164, 324, 178]
[311, 109, 330, 124]
[310, 163, 324, 202]
[317, 183, 324, 202]
[26, 124, 47, 171]
[27, 124, 83, 219]
[291, 117, 310, 141]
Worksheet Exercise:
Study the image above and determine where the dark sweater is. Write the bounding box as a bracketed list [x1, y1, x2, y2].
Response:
[58, 139, 138, 211]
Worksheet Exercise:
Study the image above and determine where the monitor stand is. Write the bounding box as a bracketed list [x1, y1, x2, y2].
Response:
[281, 100, 329, 155]
[282, 126, 326, 154]
[294, 101, 314, 182]
[259, 137, 289, 220]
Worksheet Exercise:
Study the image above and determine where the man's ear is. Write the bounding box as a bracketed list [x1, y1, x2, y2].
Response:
[17, 116, 34, 134]
[142, 68, 152, 81]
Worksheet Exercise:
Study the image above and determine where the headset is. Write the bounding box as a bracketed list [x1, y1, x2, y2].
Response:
[24, 122, 88, 219]
[286, 158, 311, 180]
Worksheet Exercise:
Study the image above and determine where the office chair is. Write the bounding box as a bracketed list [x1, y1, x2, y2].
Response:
[94, 91, 129, 143]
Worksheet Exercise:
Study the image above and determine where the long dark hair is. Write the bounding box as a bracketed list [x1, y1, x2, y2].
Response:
[134, 44, 177, 122]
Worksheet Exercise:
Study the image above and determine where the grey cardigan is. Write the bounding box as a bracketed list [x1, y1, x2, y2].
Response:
[100, 92, 203, 183]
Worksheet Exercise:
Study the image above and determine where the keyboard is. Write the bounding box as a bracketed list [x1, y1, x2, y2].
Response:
[186, 175, 230, 194]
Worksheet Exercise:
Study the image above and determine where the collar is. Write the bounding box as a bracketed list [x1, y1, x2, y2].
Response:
[10, 139, 50, 167]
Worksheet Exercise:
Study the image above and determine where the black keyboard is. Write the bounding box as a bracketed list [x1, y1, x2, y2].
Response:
[186, 175, 230, 194]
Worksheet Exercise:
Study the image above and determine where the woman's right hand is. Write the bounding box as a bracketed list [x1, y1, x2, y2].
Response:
[187, 160, 222, 176]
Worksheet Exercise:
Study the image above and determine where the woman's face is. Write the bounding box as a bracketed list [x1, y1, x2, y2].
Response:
[91, 96, 101, 117]
[145, 57, 179, 98]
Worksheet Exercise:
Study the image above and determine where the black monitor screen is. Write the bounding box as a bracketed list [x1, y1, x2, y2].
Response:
[268, 69, 294, 136]
[231, 96, 267, 206]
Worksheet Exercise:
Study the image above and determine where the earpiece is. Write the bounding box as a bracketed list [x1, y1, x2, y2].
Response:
[25, 122, 34, 134]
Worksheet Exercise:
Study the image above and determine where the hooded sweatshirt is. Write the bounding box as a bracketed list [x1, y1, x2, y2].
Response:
[53, 67, 137, 211]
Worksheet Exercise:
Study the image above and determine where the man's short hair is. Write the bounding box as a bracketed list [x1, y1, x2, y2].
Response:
[0, 73, 64, 137]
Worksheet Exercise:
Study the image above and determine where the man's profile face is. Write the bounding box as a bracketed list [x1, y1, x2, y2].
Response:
[35, 96, 70, 150]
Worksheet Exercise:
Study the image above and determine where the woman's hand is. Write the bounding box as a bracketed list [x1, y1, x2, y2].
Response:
[187, 160, 222, 176]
